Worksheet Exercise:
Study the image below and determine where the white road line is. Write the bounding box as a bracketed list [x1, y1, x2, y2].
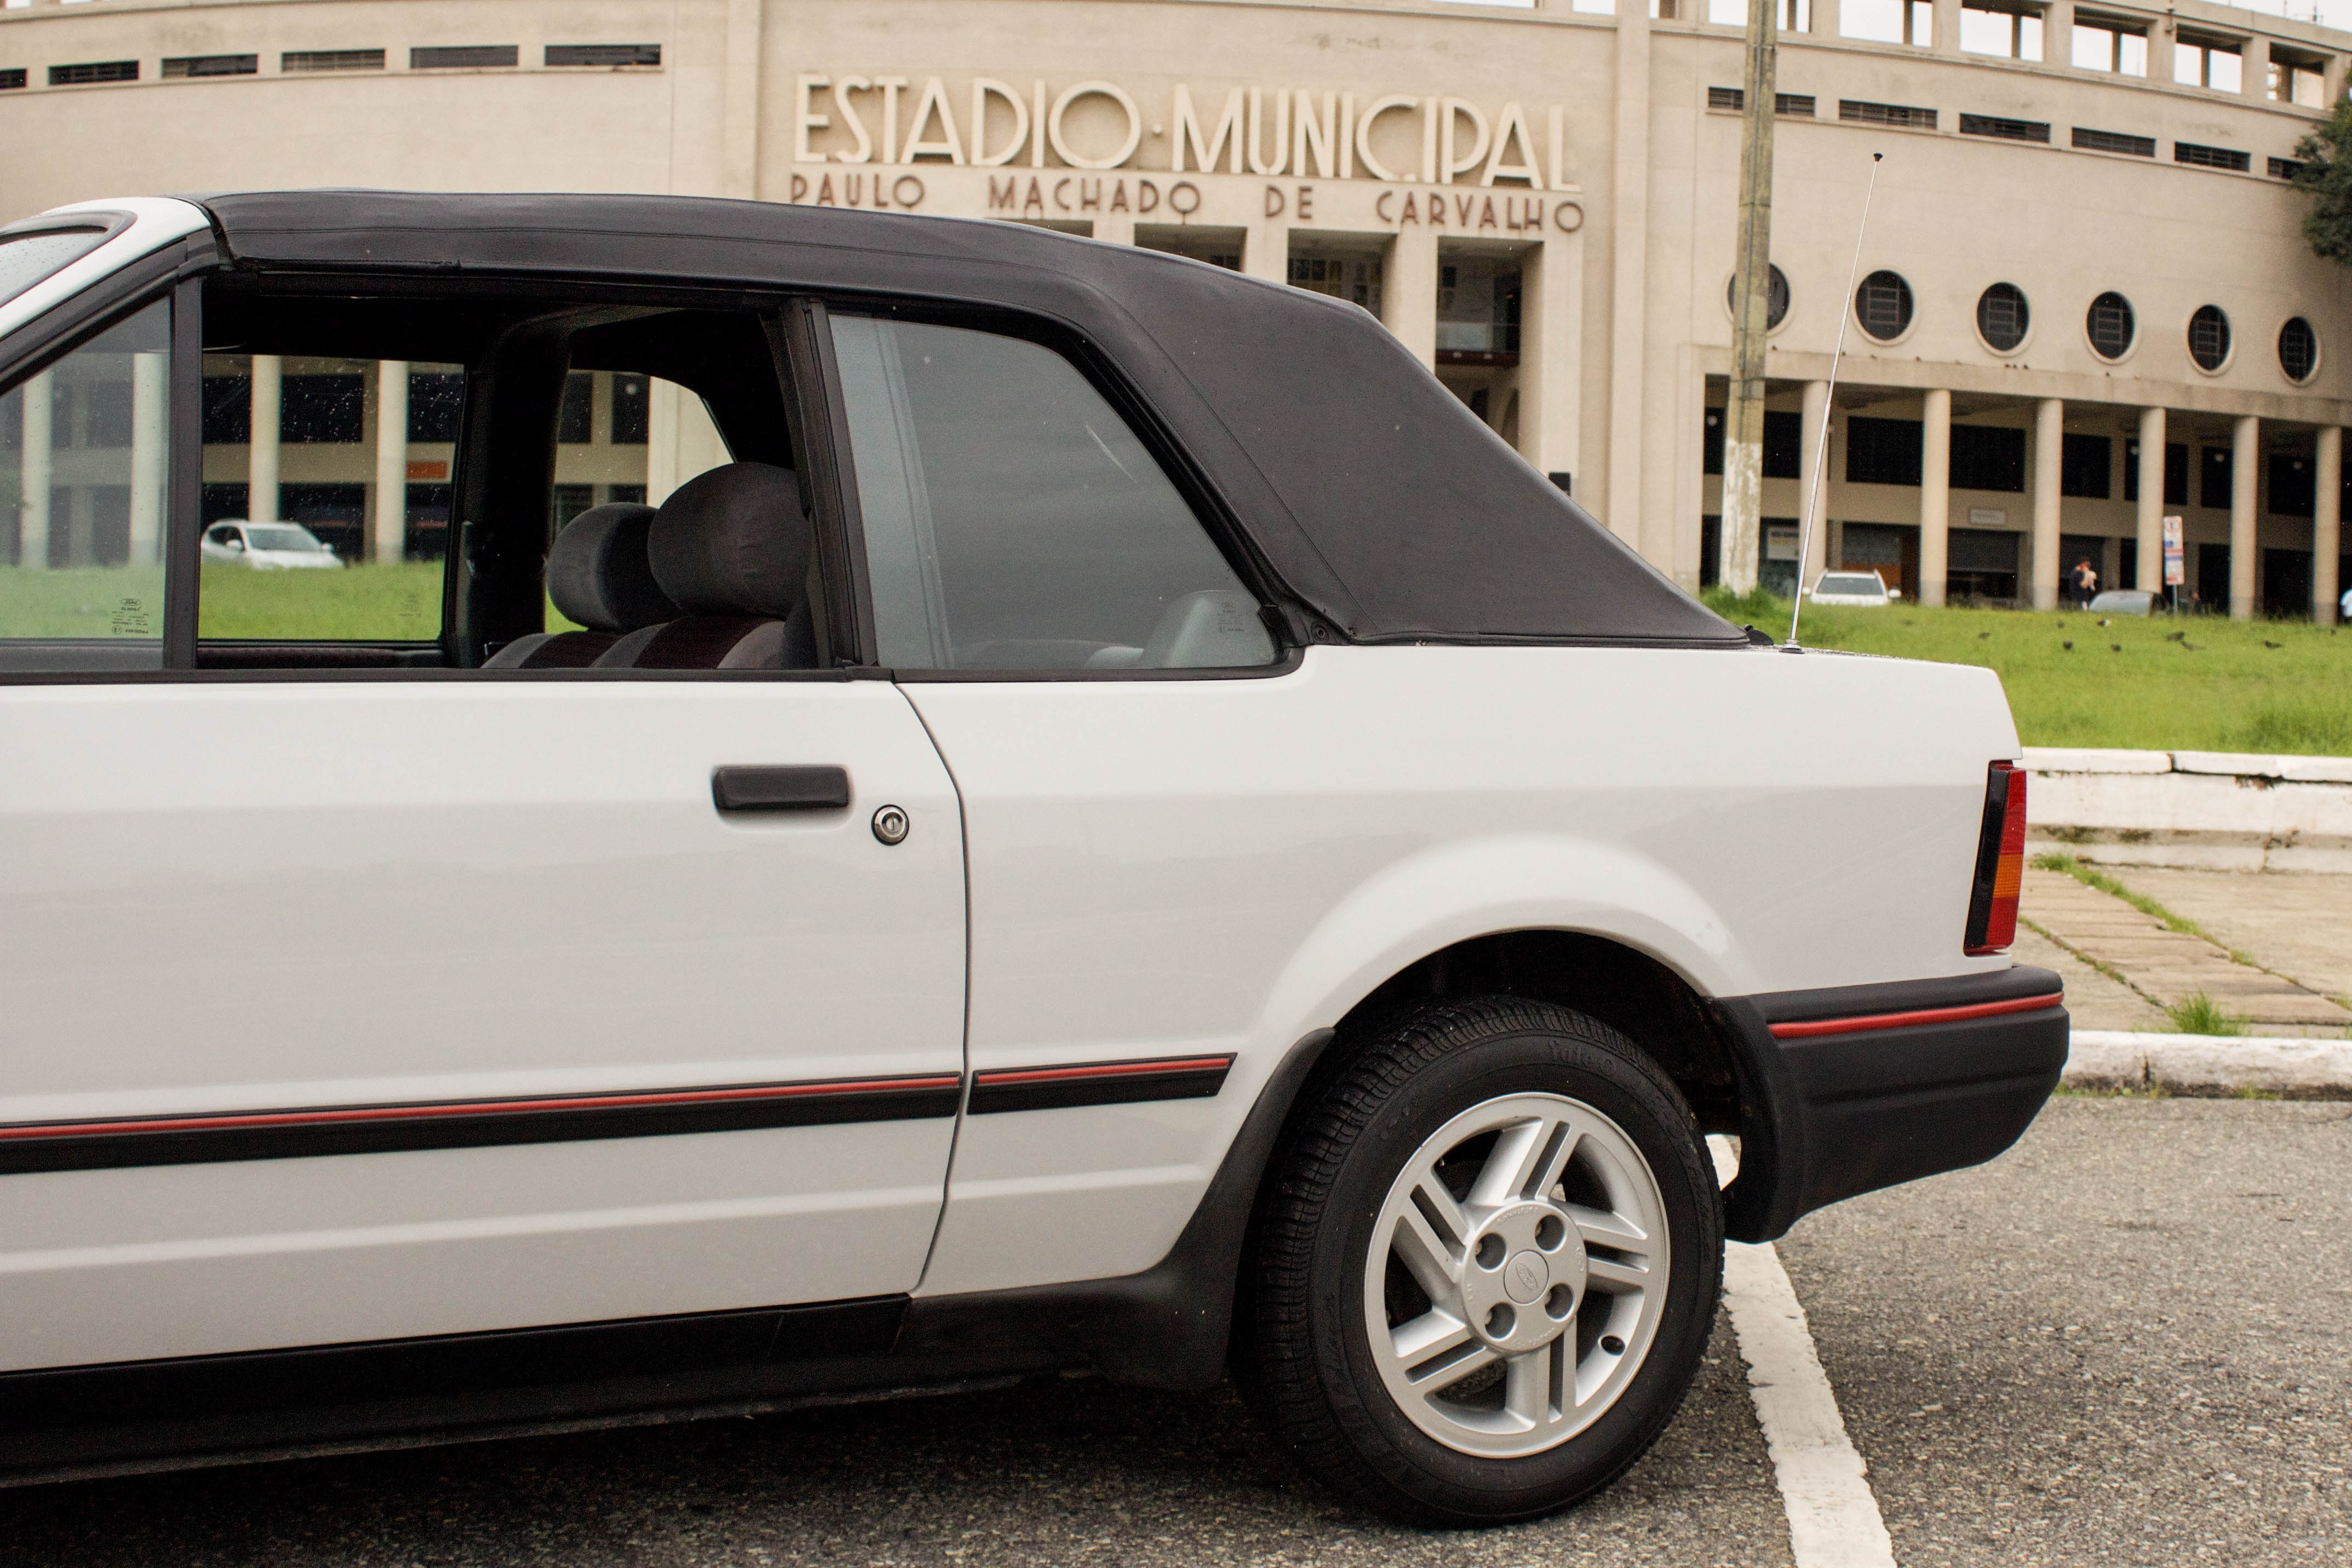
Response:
[1709, 1136, 1896, 1568]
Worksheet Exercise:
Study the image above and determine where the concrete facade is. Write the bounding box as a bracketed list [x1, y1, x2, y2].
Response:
[5, 0, 2352, 615]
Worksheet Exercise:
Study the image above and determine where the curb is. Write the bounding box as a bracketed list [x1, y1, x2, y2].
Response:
[2064, 1029, 2352, 1099]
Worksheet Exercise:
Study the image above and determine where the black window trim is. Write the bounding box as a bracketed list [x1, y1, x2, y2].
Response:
[805, 290, 1306, 684]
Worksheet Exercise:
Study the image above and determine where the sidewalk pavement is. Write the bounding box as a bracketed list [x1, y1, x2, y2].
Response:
[2018, 866, 2351, 1037]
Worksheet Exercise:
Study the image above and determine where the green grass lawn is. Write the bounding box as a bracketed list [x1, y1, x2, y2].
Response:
[8, 564, 2347, 756]
[1706, 587, 2352, 756]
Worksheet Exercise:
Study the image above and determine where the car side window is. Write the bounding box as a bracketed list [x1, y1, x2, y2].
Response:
[828, 315, 1275, 671]
[0, 297, 171, 670]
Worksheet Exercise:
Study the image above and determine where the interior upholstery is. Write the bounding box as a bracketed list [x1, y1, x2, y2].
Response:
[598, 463, 819, 670]
[483, 503, 675, 669]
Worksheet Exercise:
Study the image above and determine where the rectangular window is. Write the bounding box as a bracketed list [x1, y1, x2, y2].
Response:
[1845, 417, 1923, 486]
[410, 46, 519, 70]
[1840, 0, 1935, 45]
[2072, 19, 2147, 76]
[408, 370, 464, 443]
[2175, 142, 2251, 173]
[1435, 248, 1522, 365]
[161, 54, 258, 79]
[830, 314, 1274, 672]
[2271, 156, 2307, 181]
[0, 70, 26, 91]
[2173, 36, 2243, 93]
[2200, 446, 2231, 510]
[1763, 409, 1803, 480]
[282, 50, 387, 73]
[280, 366, 367, 445]
[1839, 99, 1937, 130]
[611, 373, 650, 444]
[2272, 57, 2327, 108]
[1960, 3, 2043, 61]
[1951, 425, 2027, 492]
[1288, 248, 1384, 318]
[49, 61, 140, 86]
[2269, 453, 2316, 518]
[2073, 127, 2155, 158]
[544, 44, 661, 67]
[1708, 87, 1818, 114]
[1959, 114, 2051, 143]
[0, 298, 171, 668]
[2061, 433, 2110, 499]
[1704, 407, 1724, 475]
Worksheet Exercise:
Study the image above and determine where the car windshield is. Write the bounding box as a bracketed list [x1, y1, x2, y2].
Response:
[245, 526, 328, 552]
[0, 226, 112, 307]
[1818, 576, 1880, 594]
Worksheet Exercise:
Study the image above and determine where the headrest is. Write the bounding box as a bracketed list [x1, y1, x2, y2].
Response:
[647, 462, 811, 618]
[546, 503, 678, 633]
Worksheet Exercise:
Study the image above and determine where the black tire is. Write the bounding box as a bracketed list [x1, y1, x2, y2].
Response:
[1238, 995, 1722, 1525]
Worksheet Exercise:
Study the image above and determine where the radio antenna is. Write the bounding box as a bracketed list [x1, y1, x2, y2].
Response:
[1787, 151, 1883, 648]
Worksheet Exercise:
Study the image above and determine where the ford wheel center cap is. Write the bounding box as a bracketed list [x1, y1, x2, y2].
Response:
[1505, 1250, 1550, 1304]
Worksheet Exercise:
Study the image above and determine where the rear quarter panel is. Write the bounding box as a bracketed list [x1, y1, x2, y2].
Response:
[905, 643, 2020, 1294]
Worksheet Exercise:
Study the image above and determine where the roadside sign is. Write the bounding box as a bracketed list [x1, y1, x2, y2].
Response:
[2161, 515, 2184, 587]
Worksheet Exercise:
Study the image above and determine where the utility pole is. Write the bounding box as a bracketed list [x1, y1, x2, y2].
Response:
[1720, 0, 1779, 594]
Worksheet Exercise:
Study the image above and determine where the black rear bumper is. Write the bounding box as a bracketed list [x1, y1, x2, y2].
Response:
[1713, 966, 2068, 1243]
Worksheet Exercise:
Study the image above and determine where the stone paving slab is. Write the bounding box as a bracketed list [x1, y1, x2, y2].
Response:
[2109, 868, 2352, 1006]
[2018, 868, 2352, 1032]
[2010, 926, 2167, 1032]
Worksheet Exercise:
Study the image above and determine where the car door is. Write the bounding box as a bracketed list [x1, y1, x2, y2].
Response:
[0, 284, 967, 1374]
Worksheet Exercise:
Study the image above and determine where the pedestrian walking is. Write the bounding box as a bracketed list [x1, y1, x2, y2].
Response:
[2070, 557, 2098, 609]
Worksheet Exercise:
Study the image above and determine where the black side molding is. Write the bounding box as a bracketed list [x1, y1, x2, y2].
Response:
[1712, 966, 2068, 1243]
[711, 765, 851, 811]
[966, 1055, 1234, 1115]
[0, 1073, 963, 1176]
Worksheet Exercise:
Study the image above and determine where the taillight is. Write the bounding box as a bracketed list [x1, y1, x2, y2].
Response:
[1963, 761, 2028, 955]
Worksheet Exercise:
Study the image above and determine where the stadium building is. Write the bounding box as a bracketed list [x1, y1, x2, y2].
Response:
[4, 0, 2349, 617]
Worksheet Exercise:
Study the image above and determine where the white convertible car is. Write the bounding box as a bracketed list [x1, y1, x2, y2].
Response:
[0, 194, 2063, 1523]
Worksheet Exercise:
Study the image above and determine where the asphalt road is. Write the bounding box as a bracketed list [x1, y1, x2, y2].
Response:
[4, 1096, 2346, 1567]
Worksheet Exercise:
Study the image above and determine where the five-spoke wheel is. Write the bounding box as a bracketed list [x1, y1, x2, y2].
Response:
[1241, 996, 1720, 1524]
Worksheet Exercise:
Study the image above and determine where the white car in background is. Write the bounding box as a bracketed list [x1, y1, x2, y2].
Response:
[199, 519, 343, 569]
[1805, 571, 1897, 606]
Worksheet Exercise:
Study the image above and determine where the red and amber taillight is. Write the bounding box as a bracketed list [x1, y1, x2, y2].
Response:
[1963, 761, 2028, 955]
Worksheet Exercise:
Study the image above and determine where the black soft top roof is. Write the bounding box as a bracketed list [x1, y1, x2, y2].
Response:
[194, 191, 1737, 647]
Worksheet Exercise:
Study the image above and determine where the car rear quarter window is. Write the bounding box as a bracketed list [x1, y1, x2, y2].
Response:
[829, 315, 1275, 673]
[0, 297, 170, 670]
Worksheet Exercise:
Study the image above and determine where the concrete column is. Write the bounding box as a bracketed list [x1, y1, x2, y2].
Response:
[128, 351, 168, 566]
[1920, 387, 1952, 606]
[2314, 424, 2340, 625]
[19, 371, 51, 571]
[2135, 406, 2165, 591]
[1931, 0, 1961, 51]
[1811, 0, 1840, 37]
[1605, 0, 1652, 546]
[2242, 37, 2270, 101]
[1244, 216, 1289, 285]
[721, 0, 765, 199]
[2230, 413, 2258, 619]
[1517, 235, 1582, 480]
[372, 361, 409, 565]
[2043, 0, 2073, 62]
[1799, 379, 1831, 590]
[2030, 397, 2062, 610]
[249, 355, 282, 524]
[1382, 227, 1439, 369]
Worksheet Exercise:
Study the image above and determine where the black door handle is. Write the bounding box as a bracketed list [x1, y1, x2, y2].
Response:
[712, 766, 852, 812]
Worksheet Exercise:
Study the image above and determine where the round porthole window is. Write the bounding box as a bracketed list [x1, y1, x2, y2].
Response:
[2086, 291, 2136, 361]
[2279, 316, 2320, 383]
[1855, 270, 1914, 342]
[1976, 282, 2029, 352]
[2187, 305, 2231, 373]
[1724, 264, 1791, 330]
